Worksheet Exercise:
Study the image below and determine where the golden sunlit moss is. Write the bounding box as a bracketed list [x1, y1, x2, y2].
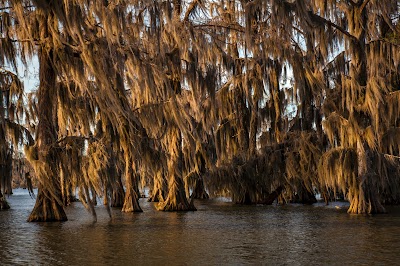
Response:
[1, 0, 399, 219]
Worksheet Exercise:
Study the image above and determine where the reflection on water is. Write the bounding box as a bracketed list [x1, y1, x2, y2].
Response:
[1, 189, 400, 265]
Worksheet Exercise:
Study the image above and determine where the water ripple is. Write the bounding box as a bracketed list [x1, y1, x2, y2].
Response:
[1, 189, 400, 265]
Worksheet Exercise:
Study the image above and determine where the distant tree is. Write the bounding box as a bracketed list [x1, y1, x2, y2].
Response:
[266, 0, 400, 213]
[0, 69, 33, 209]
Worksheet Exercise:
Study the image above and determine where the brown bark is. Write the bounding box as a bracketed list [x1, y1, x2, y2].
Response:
[291, 182, 317, 205]
[259, 186, 284, 205]
[122, 159, 142, 212]
[28, 45, 67, 222]
[249, 97, 258, 157]
[157, 126, 196, 211]
[28, 187, 67, 222]
[348, 144, 386, 214]
[191, 178, 209, 199]
[110, 176, 125, 207]
[157, 174, 196, 211]
[122, 181, 142, 212]
[344, 5, 385, 214]
[148, 172, 166, 202]
[0, 148, 13, 196]
[147, 177, 165, 202]
[0, 190, 10, 210]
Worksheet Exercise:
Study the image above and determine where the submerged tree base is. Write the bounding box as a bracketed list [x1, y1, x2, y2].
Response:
[191, 179, 209, 199]
[347, 188, 387, 214]
[28, 189, 67, 222]
[122, 189, 142, 212]
[64, 195, 80, 206]
[157, 178, 196, 211]
[157, 197, 197, 211]
[110, 186, 125, 207]
[0, 195, 10, 210]
[258, 186, 284, 205]
[148, 187, 165, 202]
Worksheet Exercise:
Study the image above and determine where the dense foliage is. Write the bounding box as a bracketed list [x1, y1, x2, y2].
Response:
[0, 0, 399, 220]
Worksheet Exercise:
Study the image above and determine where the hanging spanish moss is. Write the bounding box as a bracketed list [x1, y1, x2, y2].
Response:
[0, 0, 399, 220]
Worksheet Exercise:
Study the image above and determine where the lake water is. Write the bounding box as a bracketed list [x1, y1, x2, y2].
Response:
[1, 189, 400, 265]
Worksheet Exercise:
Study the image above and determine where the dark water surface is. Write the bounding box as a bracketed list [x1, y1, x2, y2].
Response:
[1, 189, 400, 265]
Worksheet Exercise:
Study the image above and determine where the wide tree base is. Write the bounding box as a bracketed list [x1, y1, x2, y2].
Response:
[110, 189, 125, 207]
[157, 198, 197, 211]
[122, 190, 142, 212]
[347, 195, 387, 214]
[148, 187, 165, 202]
[290, 192, 317, 205]
[191, 179, 209, 199]
[347, 183, 387, 214]
[0, 195, 10, 210]
[28, 189, 67, 222]
[258, 186, 284, 205]
[157, 180, 197, 211]
[64, 195, 80, 206]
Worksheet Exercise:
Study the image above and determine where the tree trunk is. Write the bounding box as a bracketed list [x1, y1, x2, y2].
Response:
[292, 181, 317, 205]
[157, 174, 196, 211]
[190, 151, 209, 199]
[28, 187, 67, 222]
[157, 126, 196, 211]
[122, 157, 142, 212]
[191, 178, 209, 199]
[346, 5, 385, 214]
[60, 168, 78, 206]
[148, 170, 166, 202]
[348, 143, 386, 214]
[111, 175, 125, 207]
[122, 175, 142, 212]
[28, 46, 67, 222]
[258, 186, 284, 205]
[0, 190, 10, 210]
[249, 97, 258, 157]
[0, 149, 13, 196]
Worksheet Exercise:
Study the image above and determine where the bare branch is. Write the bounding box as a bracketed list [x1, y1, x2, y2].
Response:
[359, 0, 371, 11]
[183, 0, 199, 22]
[193, 22, 244, 33]
[308, 11, 358, 42]
[0, 5, 34, 11]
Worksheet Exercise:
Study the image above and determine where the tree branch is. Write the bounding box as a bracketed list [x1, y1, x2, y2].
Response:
[359, 0, 371, 12]
[193, 22, 244, 33]
[347, 0, 357, 7]
[308, 11, 358, 42]
[183, 0, 199, 22]
[0, 5, 34, 11]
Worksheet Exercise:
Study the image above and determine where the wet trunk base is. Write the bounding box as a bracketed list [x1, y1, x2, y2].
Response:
[157, 178, 196, 211]
[0, 192, 10, 210]
[109, 176, 125, 207]
[28, 189, 67, 222]
[239, 191, 253, 205]
[63, 195, 79, 206]
[258, 186, 284, 205]
[382, 197, 400, 205]
[157, 194, 196, 211]
[110, 186, 125, 207]
[122, 189, 142, 212]
[348, 187, 386, 214]
[111, 191, 125, 207]
[236, 186, 284, 205]
[290, 191, 317, 205]
[347, 172, 387, 214]
[148, 187, 165, 202]
[320, 188, 338, 205]
[191, 179, 209, 199]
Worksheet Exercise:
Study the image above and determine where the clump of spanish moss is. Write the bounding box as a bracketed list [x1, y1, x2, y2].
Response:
[1, 0, 399, 220]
